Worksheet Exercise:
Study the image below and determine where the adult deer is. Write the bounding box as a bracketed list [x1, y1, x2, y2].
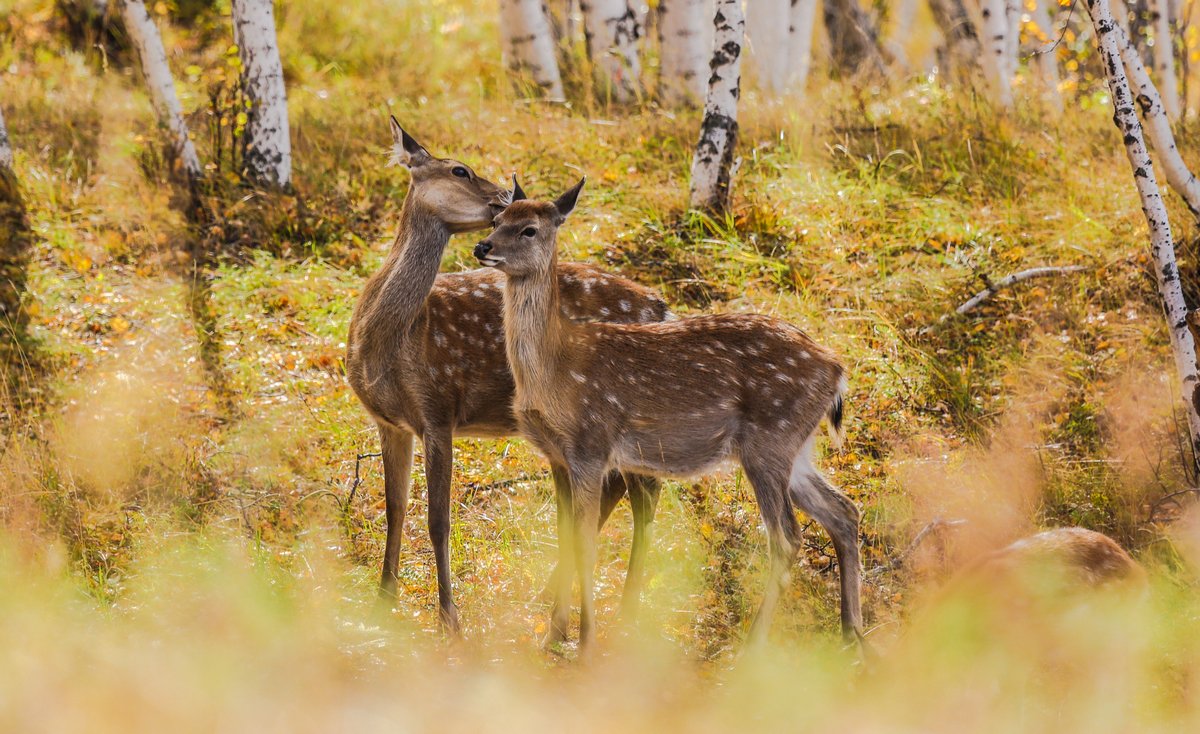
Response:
[346, 120, 669, 633]
[475, 178, 861, 650]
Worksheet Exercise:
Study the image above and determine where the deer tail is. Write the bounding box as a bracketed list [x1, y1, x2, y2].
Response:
[826, 373, 847, 449]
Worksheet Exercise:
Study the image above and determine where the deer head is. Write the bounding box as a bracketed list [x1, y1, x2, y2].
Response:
[474, 177, 585, 275]
[389, 116, 509, 234]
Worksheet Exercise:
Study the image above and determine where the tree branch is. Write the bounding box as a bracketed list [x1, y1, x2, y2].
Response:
[955, 265, 1089, 315]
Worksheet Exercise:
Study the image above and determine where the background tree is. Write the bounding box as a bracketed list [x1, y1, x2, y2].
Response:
[0, 106, 31, 367]
[746, 0, 790, 94]
[927, 0, 981, 73]
[499, 0, 565, 98]
[580, 0, 643, 101]
[689, 0, 745, 213]
[231, 0, 292, 188]
[119, 0, 203, 183]
[786, 0, 820, 92]
[823, 0, 886, 75]
[658, 0, 711, 105]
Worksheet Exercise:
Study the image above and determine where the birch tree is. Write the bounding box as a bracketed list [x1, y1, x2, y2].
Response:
[967, 0, 1019, 107]
[746, 0, 790, 94]
[1112, 14, 1200, 220]
[1084, 0, 1200, 470]
[658, 0, 710, 104]
[580, 0, 642, 101]
[823, 0, 886, 75]
[0, 106, 12, 171]
[231, 0, 292, 188]
[689, 0, 744, 213]
[1148, 0, 1181, 120]
[787, 0, 820, 92]
[499, 0, 565, 98]
[119, 0, 203, 181]
[927, 0, 981, 68]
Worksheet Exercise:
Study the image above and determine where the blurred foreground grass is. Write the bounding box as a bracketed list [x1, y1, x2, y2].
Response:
[2, 0, 1200, 728]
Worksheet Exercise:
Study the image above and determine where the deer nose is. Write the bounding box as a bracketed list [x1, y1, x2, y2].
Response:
[474, 241, 492, 259]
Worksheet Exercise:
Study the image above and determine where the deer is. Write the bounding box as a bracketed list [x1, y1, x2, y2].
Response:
[346, 119, 671, 634]
[474, 178, 861, 651]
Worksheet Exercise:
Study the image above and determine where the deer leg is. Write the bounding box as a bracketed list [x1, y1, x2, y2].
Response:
[547, 470, 626, 604]
[619, 474, 661, 620]
[378, 425, 414, 602]
[423, 426, 461, 636]
[743, 458, 801, 646]
[800, 471, 863, 642]
[544, 463, 574, 647]
[570, 465, 605, 654]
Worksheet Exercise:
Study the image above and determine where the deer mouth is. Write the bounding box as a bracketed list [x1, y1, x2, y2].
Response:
[477, 255, 505, 268]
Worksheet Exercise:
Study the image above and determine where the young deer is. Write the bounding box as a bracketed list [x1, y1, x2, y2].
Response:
[346, 120, 670, 633]
[475, 179, 861, 649]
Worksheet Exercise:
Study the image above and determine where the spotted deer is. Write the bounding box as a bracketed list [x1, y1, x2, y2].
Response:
[475, 179, 861, 650]
[346, 120, 670, 633]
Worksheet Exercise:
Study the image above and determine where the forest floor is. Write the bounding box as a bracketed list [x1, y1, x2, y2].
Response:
[3, 0, 1200, 730]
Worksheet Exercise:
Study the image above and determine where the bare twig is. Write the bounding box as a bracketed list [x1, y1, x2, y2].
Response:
[956, 265, 1089, 315]
[867, 517, 968, 578]
[346, 451, 383, 506]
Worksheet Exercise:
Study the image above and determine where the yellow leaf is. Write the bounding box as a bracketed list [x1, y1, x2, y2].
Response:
[110, 317, 130, 334]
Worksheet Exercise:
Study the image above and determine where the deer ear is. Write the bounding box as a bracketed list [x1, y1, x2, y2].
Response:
[553, 177, 585, 223]
[511, 175, 527, 202]
[389, 116, 433, 168]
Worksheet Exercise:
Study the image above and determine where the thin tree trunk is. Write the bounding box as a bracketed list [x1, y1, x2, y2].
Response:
[580, 0, 642, 102]
[787, 0, 820, 92]
[1111, 14, 1200, 219]
[1148, 0, 1182, 119]
[747, 0, 790, 94]
[1085, 0, 1200, 471]
[689, 0, 744, 213]
[823, 0, 886, 75]
[231, 0, 291, 188]
[119, 0, 203, 181]
[885, 0, 921, 68]
[658, 0, 710, 104]
[499, 0, 566, 98]
[928, 0, 982, 71]
[0, 106, 12, 171]
[966, 0, 1016, 107]
[1027, 0, 1064, 109]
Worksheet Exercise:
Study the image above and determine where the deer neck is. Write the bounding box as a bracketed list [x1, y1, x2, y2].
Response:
[502, 253, 568, 408]
[362, 200, 450, 340]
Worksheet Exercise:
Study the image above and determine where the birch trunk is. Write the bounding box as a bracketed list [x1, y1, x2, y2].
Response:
[499, 0, 566, 98]
[1147, 0, 1181, 120]
[580, 0, 642, 102]
[689, 0, 744, 213]
[823, 0, 886, 75]
[1085, 0, 1200, 470]
[1111, 17, 1200, 219]
[231, 0, 292, 188]
[119, 0, 203, 181]
[928, 0, 981, 68]
[747, 0, 790, 94]
[0, 105, 12, 171]
[885, 0, 920, 68]
[968, 0, 1016, 107]
[1027, 0, 1064, 109]
[787, 0, 820, 92]
[658, 0, 710, 105]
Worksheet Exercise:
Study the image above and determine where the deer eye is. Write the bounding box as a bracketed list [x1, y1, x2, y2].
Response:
[522, 227, 537, 238]
[451, 166, 469, 179]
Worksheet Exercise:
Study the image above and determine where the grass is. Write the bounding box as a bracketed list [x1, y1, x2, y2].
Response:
[2, 0, 1200, 728]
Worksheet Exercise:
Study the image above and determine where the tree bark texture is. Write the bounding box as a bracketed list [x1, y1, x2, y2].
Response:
[231, 0, 292, 188]
[689, 0, 744, 213]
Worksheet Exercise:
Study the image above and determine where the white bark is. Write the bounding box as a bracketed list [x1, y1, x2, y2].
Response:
[580, 0, 642, 102]
[1027, 0, 1064, 109]
[658, 0, 710, 104]
[746, 0, 790, 94]
[968, 0, 1017, 107]
[689, 0, 744, 213]
[786, 0, 820, 92]
[885, 0, 920, 68]
[231, 0, 292, 188]
[499, 0, 565, 98]
[0, 105, 12, 170]
[1085, 0, 1200, 469]
[1147, 0, 1181, 120]
[119, 0, 203, 181]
